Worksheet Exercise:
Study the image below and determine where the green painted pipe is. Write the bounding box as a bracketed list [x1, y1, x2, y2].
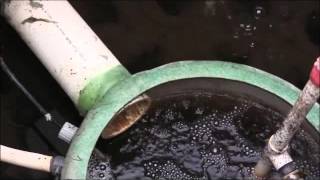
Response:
[61, 61, 320, 179]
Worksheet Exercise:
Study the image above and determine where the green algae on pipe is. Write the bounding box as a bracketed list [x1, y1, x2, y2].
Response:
[77, 65, 130, 114]
[62, 61, 320, 179]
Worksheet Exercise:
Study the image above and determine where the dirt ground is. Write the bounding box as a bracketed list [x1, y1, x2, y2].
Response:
[0, 1, 319, 179]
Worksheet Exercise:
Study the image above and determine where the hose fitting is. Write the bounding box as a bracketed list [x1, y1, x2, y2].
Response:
[50, 156, 65, 177]
[267, 135, 292, 170]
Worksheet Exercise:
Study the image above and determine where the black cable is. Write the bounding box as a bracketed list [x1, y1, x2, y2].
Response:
[0, 57, 48, 115]
[0, 57, 59, 125]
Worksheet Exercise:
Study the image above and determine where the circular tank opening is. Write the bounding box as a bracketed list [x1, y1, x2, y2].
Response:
[101, 94, 151, 139]
[90, 78, 319, 179]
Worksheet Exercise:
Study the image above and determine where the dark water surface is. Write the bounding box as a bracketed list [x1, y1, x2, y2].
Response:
[93, 94, 319, 180]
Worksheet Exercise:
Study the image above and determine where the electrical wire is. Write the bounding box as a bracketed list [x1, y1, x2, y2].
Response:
[0, 56, 61, 128]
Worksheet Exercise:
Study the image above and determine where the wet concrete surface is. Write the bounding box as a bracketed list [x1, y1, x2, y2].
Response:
[0, 1, 319, 179]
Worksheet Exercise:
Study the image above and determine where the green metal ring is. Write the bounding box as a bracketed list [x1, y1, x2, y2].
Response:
[62, 61, 320, 179]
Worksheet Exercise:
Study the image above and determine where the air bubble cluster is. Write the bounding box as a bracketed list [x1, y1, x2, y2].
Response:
[96, 93, 319, 180]
[295, 159, 320, 179]
[143, 160, 204, 180]
[87, 152, 113, 180]
[172, 121, 189, 133]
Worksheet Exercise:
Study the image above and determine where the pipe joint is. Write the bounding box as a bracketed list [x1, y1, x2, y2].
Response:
[268, 135, 289, 154]
[268, 150, 293, 171]
[50, 156, 65, 177]
[267, 136, 293, 171]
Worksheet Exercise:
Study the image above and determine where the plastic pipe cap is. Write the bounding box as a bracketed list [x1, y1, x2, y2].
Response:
[58, 122, 79, 143]
[310, 57, 320, 87]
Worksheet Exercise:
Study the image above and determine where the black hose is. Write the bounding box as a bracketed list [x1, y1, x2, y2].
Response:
[0, 56, 49, 119]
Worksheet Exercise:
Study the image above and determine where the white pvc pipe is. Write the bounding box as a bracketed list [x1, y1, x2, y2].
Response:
[2, 0, 122, 104]
[0, 145, 52, 172]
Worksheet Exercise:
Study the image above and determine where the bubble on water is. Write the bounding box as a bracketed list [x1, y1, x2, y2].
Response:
[190, 120, 215, 144]
[254, 6, 265, 19]
[295, 159, 320, 178]
[99, 173, 105, 178]
[212, 147, 218, 154]
[172, 121, 189, 133]
[256, 9, 261, 15]
[100, 164, 107, 170]
[218, 103, 250, 128]
[144, 160, 202, 179]
[87, 153, 113, 180]
[164, 109, 175, 121]
[195, 107, 204, 115]
[154, 128, 171, 139]
[239, 24, 253, 36]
